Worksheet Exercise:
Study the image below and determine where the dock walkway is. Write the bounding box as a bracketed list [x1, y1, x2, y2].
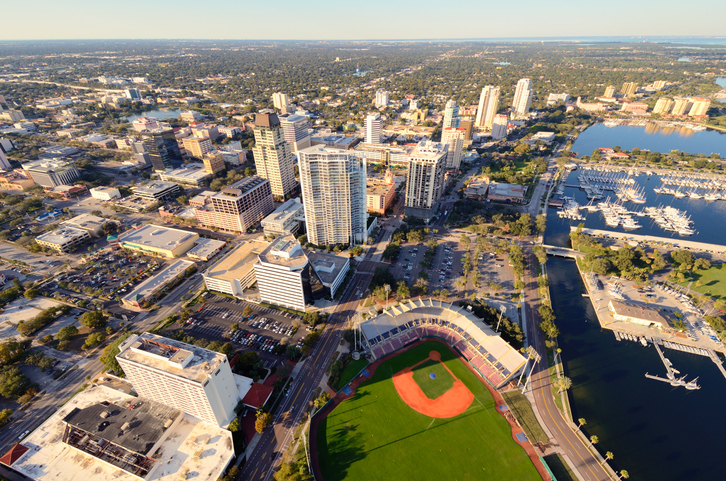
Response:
[570, 226, 726, 254]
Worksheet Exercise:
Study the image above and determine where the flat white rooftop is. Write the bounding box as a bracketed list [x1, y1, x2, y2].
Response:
[122, 259, 195, 305]
[36, 226, 88, 245]
[62, 213, 106, 231]
[205, 240, 269, 282]
[159, 163, 211, 183]
[186, 238, 226, 259]
[133, 181, 179, 196]
[118, 224, 198, 251]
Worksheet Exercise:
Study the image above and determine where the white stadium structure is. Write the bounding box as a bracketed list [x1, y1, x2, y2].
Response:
[358, 299, 528, 388]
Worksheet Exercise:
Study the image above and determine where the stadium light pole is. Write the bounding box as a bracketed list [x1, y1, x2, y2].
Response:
[496, 306, 507, 332]
[384, 284, 391, 310]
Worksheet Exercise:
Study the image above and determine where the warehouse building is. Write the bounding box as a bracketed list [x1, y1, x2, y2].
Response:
[118, 224, 199, 258]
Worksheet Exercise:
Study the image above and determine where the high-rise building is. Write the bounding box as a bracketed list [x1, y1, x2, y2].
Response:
[604, 85, 616, 98]
[671, 97, 692, 116]
[441, 127, 466, 171]
[194, 176, 275, 233]
[374, 89, 389, 108]
[688, 97, 711, 117]
[298, 145, 367, 246]
[404, 141, 448, 221]
[653, 97, 675, 115]
[365, 114, 382, 144]
[22, 159, 80, 187]
[141, 128, 183, 171]
[279, 114, 311, 153]
[272, 92, 293, 114]
[475, 86, 500, 129]
[132, 116, 160, 132]
[491, 114, 509, 140]
[182, 136, 213, 159]
[203, 153, 226, 175]
[252, 113, 296, 200]
[620, 82, 639, 96]
[653, 80, 667, 90]
[116, 333, 239, 426]
[512, 79, 533, 118]
[442, 100, 461, 129]
[0, 149, 11, 170]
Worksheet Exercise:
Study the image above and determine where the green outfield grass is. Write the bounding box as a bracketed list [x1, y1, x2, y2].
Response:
[411, 358, 455, 399]
[316, 342, 541, 481]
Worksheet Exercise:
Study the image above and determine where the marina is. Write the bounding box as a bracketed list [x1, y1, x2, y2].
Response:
[644, 342, 700, 390]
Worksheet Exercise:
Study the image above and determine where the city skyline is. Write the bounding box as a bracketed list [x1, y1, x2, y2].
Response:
[2, 0, 726, 40]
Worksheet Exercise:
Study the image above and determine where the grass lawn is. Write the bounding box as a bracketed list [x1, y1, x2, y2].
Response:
[501, 390, 549, 444]
[336, 358, 370, 391]
[317, 342, 541, 481]
[543, 453, 578, 481]
[676, 263, 726, 300]
[411, 358, 455, 399]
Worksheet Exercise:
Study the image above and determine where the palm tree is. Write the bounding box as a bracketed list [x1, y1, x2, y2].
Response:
[555, 376, 572, 393]
[590, 435, 599, 445]
[619, 470, 629, 479]
[577, 418, 587, 429]
[601, 451, 614, 465]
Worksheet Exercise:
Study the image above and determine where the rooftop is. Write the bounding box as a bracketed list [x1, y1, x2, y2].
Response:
[62, 213, 106, 231]
[118, 224, 198, 251]
[255, 112, 280, 128]
[410, 140, 447, 161]
[367, 179, 394, 196]
[133, 181, 179, 196]
[117, 332, 225, 384]
[216, 176, 269, 198]
[489, 182, 525, 198]
[610, 300, 670, 328]
[158, 163, 211, 183]
[36, 226, 88, 245]
[261, 198, 304, 226]
[186, 238, 226, 260]
[22, 158, 77, 172]
[258, 235, 308, 270]
[205, 240, 270, 282]
[121, 259, 195, 305]
[307, 251, 349, 286]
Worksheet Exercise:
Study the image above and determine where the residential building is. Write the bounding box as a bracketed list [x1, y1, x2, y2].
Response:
[512, 79, 533, 118]
[203, 239, 270, 296]
[261, 197, 306, 237]
[491, 114, 509, 140]
[620, 82, 639, 96]
[22, 158, 80, 188]
[671, 97, 692, 116]
[179, 110, 203, 122]
[688, 97, 711, 117]
[116, 333, 239, 426]
[272, 92, 293, 114]
[488, 182, 526, 204]
[475, 86, 500, 129]
[365, 113, 382, 145]
[653, 97, 674, 115]
[374, 89, 389, 108]
[442, 99, 460, 129]
[182, 136, 213, 159]
[310, 134, 360, 150]
[36, 226, 91, 253]
[350, 143, 415, 167]
[252, 113, 296, 200]
[191, 123, 220, 140]
[620, 102, 649, 115]
[132, 116, 160, 132]
[118, 224, 199, 258]
[62, 213, 108, 237]
[158, 163, 212, 187]
[441, 127, 465, 171]
[404, 141, 448, 221]
[279, 114, 312, 153]
[132, 181, 180, 201]
[194, 176, 274, 233]
[203, 154, 226, 175]
[547, 93, 570, 105]
[460, 119, 474, 141]
[381, 124, 436, 140]
[366, 178, 395, 215]
[653, 80, 668, 90]
[604, 85, 616, 97]
[140, 128, 183, 171]
[298, 145, 367, 246]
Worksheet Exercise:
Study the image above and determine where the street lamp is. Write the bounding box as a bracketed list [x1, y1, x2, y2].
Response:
[384, 284, 391, 310]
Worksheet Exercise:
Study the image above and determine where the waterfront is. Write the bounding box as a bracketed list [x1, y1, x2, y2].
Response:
[571, 122, 726, 157]
[124, 108, 184, 121]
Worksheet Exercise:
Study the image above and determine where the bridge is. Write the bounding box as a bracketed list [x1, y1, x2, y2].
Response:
[542, 245, 584, 259]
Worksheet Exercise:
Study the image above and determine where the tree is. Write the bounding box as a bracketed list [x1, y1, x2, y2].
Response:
[590, 435, 599, 445]
[602, 451, 614, 465]
[514, 280, 525, 290]
[79, 311, 108, 328]
[287, 346, 302, 361]
[0, 366, 29, 399]
[591, 258, 612, 275]
[459, 233, 471, 248]
[242, 306, 253, 318]
[255, 410, 273, 433]
[553, 376, 572, 393]
[0, 408, 12, 426]
[577, 418, 587, 428]
[533, 245, 547, 265]
[314, 392, 331, 409]
[100, 333, 132, 375]
[0, 340, 25, 367]
[302, 311, 321, 327]
[56, 325, 78, 341]
[228, 416, 240, 432]
[535, 214, 547, 233]
[24, 288, 39, 299]
[537, 276, 549, 288]
[619, 470, 630, 479]
[396, 280, 410, 300]
[694, 257, 711, 270]
[82, 332, 106, 350]
[671, 249, 695, 269]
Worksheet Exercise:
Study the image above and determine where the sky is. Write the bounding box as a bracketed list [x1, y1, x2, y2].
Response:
[2, 0, 726, 41]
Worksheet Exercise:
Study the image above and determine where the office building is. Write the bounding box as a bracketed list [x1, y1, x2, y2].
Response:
[203, 240, 270, 296]
[366, 179, 395, 215]
[117, 333, 240, 426]
[365, 113, 382, 145]
[62, 213, 108, 237]
[36, 226, 91, 253]
[252, 113, 296, 200]
[194, 176, 274, 234]
[191, 123, 220, 141]
[272, 92, 293, 114]
[158, 164, 211, 187]
[182, 136, 213, 159]
[118, 224, 199, 258]
[512, 79, 533, 118]
[374, 89, 389, 108]
[475, 86, 500, 129]
[688, 97, 711, 117]
[653, 97, 674, 115]
[279, 114, 312, 153]
[620, 102, 648, 115]
[298, 145, 367, 246]
[491, 114, 509, 140]
[620, 82, 639, 96]
[547, 93, 570, 105]
[404, 141, 448, 221]
[261, 197, 306, 237]
[132, 116, 160, 132]
[132, 181, 180, 201]
[124, 88, 141, 100]
[203, 153, 226, 175]
[90, 186, 121, 200]
[442, 99, 460, 129]
[441, 127, 465, 171]
[121, 259, 195, 308]
[180, 110, 203, 122]
[671, 97, 692, 116]
[141, 128, 183, 171]
[22, 159, 80, 188]
[604, 85, 616, 98]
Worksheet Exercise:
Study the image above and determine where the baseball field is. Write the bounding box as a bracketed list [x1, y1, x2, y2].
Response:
[316, 341, 542, 481]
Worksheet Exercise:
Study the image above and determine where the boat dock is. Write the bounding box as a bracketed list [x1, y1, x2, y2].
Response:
[708, 350, 726, 381]
[645, 343, 701, 389]
[569, 226, 726, 255]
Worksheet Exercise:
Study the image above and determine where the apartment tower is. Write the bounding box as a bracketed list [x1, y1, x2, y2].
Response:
[442, 100, 461, 129]
[404, 141, 448, 221]
[441, 127, 466, 171]
[475, 86, 500, 129]
[252, 113, 296, 200]
[365, 114, 382, 144]
[512, 79, 533, 119]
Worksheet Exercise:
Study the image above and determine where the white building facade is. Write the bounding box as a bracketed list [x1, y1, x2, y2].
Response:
[404, 141, 448, 221]
[441, 127, 465, 171]
[512, 78, 533, 118]
[475, 86, 500, 129]
[365, 113, 382, 145]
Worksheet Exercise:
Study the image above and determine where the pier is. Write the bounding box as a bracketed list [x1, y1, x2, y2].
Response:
[569, 226, 726, 255]
[708, 350, 726, 381]
[645, 343, 701, 389]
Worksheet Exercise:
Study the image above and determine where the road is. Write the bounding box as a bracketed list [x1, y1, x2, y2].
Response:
[239, 257, 382, 481]
[522, 253, 610, 481]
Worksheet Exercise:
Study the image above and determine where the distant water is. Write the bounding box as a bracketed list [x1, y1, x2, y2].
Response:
[717, 78, 726, 103]
[571, 122, 726, 157]
[125, 109, 184, 122]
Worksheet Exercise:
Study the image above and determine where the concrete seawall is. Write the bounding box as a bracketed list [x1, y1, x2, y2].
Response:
[571, 226, 726, 255]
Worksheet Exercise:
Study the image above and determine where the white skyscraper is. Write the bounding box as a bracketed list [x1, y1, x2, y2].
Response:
[405, 141, 448, 221]
[475, 86, 500, 129]
[279, 114, 312, 153]
[442, 100, 460, 129]
[491, 114, 509, 140]
[272, 92, 291, 111]
[374, 89, 389, 108]
[298, 145, 367, 246]
[512, 78, 533, 118]
[441, 127, 465, 171]
[365, 114, 382, 144]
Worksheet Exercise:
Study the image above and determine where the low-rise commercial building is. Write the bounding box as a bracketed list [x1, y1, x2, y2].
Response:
[90, 186, 121, 200]
[62, 213, 108, 237]
[158, 163, 211, 187]
[132, 181, 180, 201]
[465, 177, 490, 200]
[203, 240, 270, 296]
[36, 226, 91, 253]
[22, 158, 80, 188]
[118, 224, 199, 258]
[609, 300, 671, 330]
[121, 259, 195, 308]
[366, 179, 395, 214]
[47, 184, 87, 200]
[488, 182, 526, 204]
[0, 170, 36, 191]
[261, 198, 306, 237]
[186, 238, 226, 261]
